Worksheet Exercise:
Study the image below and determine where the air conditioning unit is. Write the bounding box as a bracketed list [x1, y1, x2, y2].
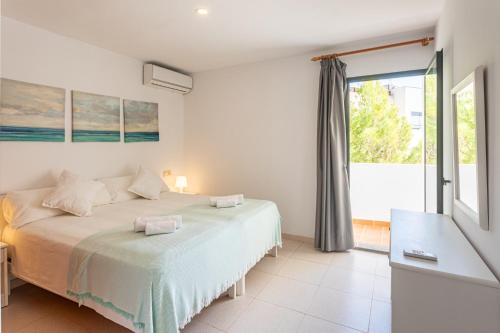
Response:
[143, 64, 193, 94]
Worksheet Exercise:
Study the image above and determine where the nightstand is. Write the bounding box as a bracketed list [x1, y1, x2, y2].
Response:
[0, 242, 7, 307]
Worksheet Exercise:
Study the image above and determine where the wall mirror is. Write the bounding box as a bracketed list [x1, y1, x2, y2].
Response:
[451, 66, 488, 230]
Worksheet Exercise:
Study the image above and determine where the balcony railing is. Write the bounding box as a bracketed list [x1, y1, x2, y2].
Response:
[350, 163, 432, 222]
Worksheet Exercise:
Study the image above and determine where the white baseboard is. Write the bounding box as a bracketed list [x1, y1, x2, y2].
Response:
[10, 277, 26, 290]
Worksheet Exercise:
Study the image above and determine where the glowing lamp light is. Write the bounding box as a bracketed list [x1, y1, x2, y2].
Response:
[175, 176, 188, 193]
[195, 8, 209, 15]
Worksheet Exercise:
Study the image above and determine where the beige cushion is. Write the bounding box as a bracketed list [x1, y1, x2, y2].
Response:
[100, 175, 140, 202]
[59, 170, 111, 206]
[128, 167, 166, 200]
[42, 170, 104, 217]
[93, 187, 113, 206]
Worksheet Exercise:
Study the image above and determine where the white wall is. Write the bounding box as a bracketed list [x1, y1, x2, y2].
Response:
[436, 0, 500, 276]
[184, 30, 434, 238]
[0, 18, 184, 192]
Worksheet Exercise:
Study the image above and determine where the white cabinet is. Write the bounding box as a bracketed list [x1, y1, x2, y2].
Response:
[390, 210, 500, 333]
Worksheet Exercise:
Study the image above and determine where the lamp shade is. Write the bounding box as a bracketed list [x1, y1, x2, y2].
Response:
[175, 176, 188, 189]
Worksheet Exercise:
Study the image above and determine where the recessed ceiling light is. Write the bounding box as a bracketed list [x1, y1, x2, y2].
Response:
[195, 8, 209, 15]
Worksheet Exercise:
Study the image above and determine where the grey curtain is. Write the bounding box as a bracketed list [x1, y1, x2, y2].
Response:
[315, 58, 354, 252]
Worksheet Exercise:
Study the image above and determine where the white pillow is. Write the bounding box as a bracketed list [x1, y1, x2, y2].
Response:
[0, 197, 7, 228]
[93, 186, 113, 206]
[128, 167, 165, 200]
[161, 178, 170, 192]
[100, 175, 140, 202]
[2, 187, 64, 229]
[59, 170, 111, 206]
[42, 171, 104, 217]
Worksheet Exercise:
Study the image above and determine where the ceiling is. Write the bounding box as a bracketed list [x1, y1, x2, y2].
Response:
[2, 0, 445, 73]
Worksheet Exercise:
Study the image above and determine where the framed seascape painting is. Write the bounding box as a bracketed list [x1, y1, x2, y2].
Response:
[0, 78, 65, 141]
[72, 91, 120, 142]
[123, 99, 159, 142]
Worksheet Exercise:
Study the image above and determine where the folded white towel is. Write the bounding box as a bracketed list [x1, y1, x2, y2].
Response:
[216, 198, 239, 208]
[209, 194, 244, 207]
[145, 220, 177, 236]
[134, 215, 182, 232]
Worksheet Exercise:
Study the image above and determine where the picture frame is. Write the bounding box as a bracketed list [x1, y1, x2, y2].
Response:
[72, 91, 121, 142]
[123, 99, 159, 143]
[0, 79, 65, 142]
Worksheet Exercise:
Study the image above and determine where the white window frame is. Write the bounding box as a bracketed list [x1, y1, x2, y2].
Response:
[451, 66, 488, 230]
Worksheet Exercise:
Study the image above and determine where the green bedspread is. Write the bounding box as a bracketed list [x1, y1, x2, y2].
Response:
[67, 199, 282, 333]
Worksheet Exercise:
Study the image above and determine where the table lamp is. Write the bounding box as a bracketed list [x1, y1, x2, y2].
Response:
[175, 176, 188, 193]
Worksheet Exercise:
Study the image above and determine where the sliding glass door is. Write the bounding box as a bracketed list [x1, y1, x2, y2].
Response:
[347, 54, 444, 251]
[348, 70, 426, 251]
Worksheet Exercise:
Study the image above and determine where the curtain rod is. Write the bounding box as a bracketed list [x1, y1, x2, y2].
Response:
[311, 37, 434, 62]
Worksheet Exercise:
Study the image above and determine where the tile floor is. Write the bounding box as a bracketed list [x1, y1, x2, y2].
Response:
[1, 239, 391, 333]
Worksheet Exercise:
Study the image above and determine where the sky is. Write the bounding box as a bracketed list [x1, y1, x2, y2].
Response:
[123, 100, 158, 133]
[72, 91, 120, 132]
[0, 78, 65, 129]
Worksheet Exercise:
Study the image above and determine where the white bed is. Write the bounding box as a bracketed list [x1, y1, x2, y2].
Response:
[2, 192, 281, 332]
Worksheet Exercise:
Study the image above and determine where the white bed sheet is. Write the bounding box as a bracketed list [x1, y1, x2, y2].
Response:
[2, 192, 209, 331]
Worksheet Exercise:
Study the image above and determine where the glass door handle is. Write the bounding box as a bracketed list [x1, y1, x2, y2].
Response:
[442, 178, 452, 186]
